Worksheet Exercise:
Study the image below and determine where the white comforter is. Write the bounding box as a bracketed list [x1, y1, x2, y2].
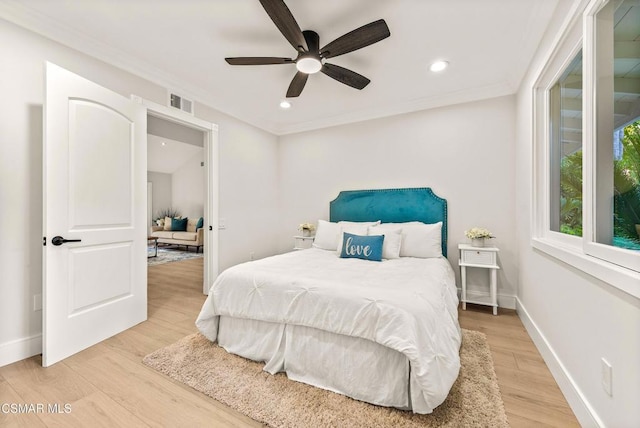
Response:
[196, 248, 461, 413]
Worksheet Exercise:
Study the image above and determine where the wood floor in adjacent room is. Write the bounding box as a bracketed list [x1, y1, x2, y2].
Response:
[1, 258, 579, 427]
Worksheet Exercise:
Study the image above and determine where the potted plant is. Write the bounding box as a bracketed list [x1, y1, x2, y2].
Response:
[154, 208, 181, 226]
[465, 227, 494, 247]
[298, 222, 316, 237]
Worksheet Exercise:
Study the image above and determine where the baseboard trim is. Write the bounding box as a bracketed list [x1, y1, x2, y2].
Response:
[0, 334, 42, 368]
[456, 288, 517, 309]
[516, 297, 604, 428]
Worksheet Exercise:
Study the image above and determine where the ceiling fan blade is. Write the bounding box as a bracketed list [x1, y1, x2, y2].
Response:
[259, 0, 307, 51]
[286, 72, 309, 97]
[225, 57, 293, 65]
[320, 19, 390, 59]
[321, 63, 370, 90]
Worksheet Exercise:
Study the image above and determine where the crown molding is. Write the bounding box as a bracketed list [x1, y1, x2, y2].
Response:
[0, 0, 279, 133]
[275, 82, 514, 135]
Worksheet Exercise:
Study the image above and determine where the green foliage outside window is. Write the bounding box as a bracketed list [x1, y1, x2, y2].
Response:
[613, 121, 640, 249]
[560, 121, 640, 248]
[560, 150, 583, 237]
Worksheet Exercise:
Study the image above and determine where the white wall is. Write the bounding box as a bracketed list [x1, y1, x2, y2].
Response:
[147, 171, 172, 221]
[514, 1, 640, 426]
[277, 95, 518, 305]
[196, 102, 281, 270]
[171, 150, 205, 220]
[0, 17, 280, 367]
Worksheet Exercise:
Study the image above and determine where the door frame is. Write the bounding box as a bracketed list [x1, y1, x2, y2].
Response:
[134, 96, 219, 293]
[147, 182, 153, 229]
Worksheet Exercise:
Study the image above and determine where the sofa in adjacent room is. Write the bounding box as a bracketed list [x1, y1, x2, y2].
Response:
[150, 216, 204, 253]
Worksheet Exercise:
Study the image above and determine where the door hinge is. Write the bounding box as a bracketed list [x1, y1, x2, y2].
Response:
[43, 236, 46, 246]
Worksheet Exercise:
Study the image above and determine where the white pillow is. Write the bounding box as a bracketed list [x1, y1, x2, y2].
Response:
[367, 227, 402, 259]
[312, 220, 341, 250]
[371, 221, 423, 229]
[401, 222, 442, 258]
[336, 225, 369, 253]
[371, 221, 442, 258]
[338, 220, 381, 227]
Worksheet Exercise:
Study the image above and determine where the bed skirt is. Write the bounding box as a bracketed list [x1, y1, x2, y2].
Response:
[216, 316, 429, 411]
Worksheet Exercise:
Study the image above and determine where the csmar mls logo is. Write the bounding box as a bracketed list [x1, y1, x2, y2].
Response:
[0, 403, 72, 414]
[47, 403, 72, 414]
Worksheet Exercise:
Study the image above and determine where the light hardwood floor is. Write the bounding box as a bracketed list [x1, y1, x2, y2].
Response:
[1, 258, 580, 427]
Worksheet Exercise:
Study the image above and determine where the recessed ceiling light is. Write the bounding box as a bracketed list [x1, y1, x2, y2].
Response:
[429, 60, 449, 72]
[279, 100, 291, 109]
[161, 141, 167, 146]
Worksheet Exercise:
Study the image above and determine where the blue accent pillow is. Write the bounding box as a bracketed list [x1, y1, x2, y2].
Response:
[196, 217, 204, 229]
[171, 217, 188, 232]
[339, 232, 384, 262]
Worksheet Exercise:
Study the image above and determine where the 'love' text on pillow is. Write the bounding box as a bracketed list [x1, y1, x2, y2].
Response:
[339, 232, 384, 262]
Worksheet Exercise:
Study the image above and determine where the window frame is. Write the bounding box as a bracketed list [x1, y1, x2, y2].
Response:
[547, 49, 584, 240]
[532, 0, 640, 299]
[582, 0, 640, 273]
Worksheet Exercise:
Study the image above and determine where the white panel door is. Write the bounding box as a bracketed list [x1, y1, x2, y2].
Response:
[43, 63, 147, 366]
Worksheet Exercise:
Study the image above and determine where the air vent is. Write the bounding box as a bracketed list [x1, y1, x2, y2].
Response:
[168, 92, 194, 115]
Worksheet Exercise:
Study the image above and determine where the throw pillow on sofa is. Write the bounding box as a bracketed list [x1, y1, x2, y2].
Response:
[171, 217, 188, 232]
[186, 218, 199, 233]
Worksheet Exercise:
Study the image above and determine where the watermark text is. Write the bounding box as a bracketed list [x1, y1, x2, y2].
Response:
[1, 403, 72, 414]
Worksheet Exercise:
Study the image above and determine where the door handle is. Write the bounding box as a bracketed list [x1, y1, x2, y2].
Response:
[51, 236, 82, 246]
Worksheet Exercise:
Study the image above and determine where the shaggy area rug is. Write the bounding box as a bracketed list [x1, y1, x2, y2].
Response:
[147, 247, 203, 266]
[143, 330, 508, 428]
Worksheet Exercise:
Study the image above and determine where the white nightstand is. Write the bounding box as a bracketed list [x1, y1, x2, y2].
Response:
[293, 235, 314, 250]
[458, 244, 500, 315]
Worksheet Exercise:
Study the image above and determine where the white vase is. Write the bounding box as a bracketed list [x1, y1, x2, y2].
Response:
[471, 238, 485, 247]
[302, 229, 310, 237]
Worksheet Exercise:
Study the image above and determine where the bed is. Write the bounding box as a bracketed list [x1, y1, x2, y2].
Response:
[196, 188, 461, 414]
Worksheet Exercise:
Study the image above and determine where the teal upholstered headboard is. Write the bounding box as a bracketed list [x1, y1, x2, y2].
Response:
[329, 187, 448, 257]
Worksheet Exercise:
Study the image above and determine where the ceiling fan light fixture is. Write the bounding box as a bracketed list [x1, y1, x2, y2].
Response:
[296, 56, 322, 74]
[429, 60, 449, 72]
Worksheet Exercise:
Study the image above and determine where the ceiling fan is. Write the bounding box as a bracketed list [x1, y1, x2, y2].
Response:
[225, 0, 391, 98]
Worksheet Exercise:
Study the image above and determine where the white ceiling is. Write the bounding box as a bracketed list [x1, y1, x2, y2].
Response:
[148, 134, 203, 174]
[1, 0, 561, 135]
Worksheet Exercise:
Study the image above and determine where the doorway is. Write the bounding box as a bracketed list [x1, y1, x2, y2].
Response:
[137, 96, 219, 294]
[43, 64, 218, 367]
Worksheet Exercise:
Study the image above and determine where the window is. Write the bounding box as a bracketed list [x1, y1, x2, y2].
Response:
[549, 51, 583, 237]
[533, 0, 640, 295]
[584, 0, 640, 271]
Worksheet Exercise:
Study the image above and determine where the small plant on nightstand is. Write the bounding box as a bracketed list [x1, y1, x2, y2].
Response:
[464, 227, 494, 248]
[298, 222, 316, 237]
